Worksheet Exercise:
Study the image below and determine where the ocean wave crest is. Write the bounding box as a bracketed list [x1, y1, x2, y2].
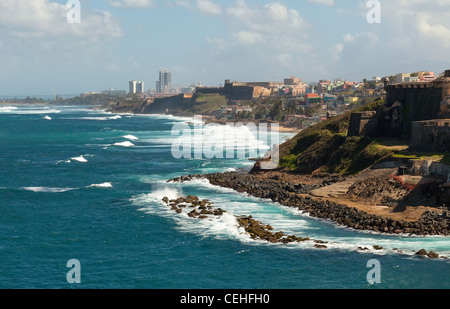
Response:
[87, 182, 113, 188]
[22, 187, 77, 193]
[114, 141, 134, 147]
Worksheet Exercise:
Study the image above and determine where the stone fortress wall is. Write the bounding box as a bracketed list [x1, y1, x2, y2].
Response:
[384, 70, 450, 140]
[348, 70, 450, 152]
[410, 119, 450, 153]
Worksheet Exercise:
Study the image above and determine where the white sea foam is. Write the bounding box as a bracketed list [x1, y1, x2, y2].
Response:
[114, 141, 135, 147]
[122, 135, 139, 141]
[43, 115, 52, 120]
[67, 115, 122, 121]
[71, 155, 88, 163]
[134, 114, 199, 123]
[23, 187, 77, 193]
[131, 188, 254, 243]
[158, 178, 450, 257]
[87, 182, 113, 188]
[0, 106, 62, 114]
[18, 109, 61, 114]
[0, 106, 18, 113]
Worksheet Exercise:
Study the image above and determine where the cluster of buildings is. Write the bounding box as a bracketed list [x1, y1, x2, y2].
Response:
[195, 75, 378, 129]
[392, 71, 437, 84]
[128, 69, 174, 96]
[80, 89, 126, 98]
[317, 79, 366, 93]
[196, 76, 310, 102]
[155, 69, 172, 94]
[129, 80, 145, 95]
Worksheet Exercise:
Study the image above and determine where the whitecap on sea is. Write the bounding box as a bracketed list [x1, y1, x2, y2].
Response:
[87, 182, 113, 188]
[114, 141, 135, 147]
[71, 155, 88, 163]
[22, 187, 77, 193]
[122, 135, 139, 141]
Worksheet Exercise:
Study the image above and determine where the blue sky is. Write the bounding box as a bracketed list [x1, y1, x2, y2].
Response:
[0, 0, 449, 96]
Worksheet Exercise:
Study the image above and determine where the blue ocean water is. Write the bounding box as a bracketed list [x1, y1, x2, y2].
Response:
[0, 105, 449, 289]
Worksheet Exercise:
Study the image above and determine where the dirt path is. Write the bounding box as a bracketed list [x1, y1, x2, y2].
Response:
[310, 168, 397, 199]
[308, 167, 435, 221]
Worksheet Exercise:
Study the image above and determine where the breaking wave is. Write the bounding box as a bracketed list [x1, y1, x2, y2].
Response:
[114, 141, 135, 147]
[22, 187, 77, 193]
[87, 182, 113, 188]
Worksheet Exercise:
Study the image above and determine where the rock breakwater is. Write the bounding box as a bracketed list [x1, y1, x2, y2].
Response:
[161, 195, 319, 245]
[169, 172, 449, 236]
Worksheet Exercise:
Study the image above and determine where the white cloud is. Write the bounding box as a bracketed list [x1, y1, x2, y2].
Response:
[329, 43, 344, 61]
[307, 0, 335, 6]
[0, 0, 123, 76]
[199, 0, 315, 79]
[342, 34, 355, 43]
[381, 0, 450, 63]
[227, 0, 310, 35]
[0, 0, 122, 42]
[206, 37, 228, 51]
[196, 0, 221, 15]
[108, 0, 155, 9]
[277, 53, 292, 67]
[233, 31, 264, 45]
[175, 0, 192, 9]
[331, 32, 378, 60]
[224, 0, 312, 59]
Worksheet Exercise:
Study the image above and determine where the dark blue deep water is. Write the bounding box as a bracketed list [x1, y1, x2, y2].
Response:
[0, 105, 449, 289]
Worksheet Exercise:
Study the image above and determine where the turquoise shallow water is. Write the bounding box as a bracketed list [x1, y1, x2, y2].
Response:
[0, 105, 449, 289]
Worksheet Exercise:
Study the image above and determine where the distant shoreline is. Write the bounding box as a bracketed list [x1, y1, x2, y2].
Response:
[201, 115, 301, 133]
[107, 106, 302, 134]
[0, 102, 49, 105]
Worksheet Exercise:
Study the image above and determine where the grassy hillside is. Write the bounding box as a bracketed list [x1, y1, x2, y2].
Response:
[186, 93, 227, 115]
[278, 98, 393, 175]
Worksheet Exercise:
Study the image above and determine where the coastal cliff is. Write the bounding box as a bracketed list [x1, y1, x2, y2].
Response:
[167, 96, 449, 238]
[107, 93, 227, 116]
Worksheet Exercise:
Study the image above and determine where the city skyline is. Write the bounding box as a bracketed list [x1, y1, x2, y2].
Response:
[0, 0, 449, 96]
[156, 69, 172, 94]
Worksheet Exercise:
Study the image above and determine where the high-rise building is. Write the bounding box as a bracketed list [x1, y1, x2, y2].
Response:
[156, 70, 172, 93]
[129, 80, 144, 94]
[129, 81, 137, 94]
[136, 81, 144, 94]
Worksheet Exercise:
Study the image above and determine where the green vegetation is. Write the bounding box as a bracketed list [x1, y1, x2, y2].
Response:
[0, 96, 49, 104]
[188, 93, 227, 115]
[278, 98, 393, 175]
[331, 139, 393, 175]
[59, 93, 127, 106]
[392, 152, 445, 161]
[109, 99, 143, 113]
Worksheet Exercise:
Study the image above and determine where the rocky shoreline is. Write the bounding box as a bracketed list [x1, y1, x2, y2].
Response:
[168, 172, 450, 237]
[163, 178, 448, 258]
[161, 195, 316, 245]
